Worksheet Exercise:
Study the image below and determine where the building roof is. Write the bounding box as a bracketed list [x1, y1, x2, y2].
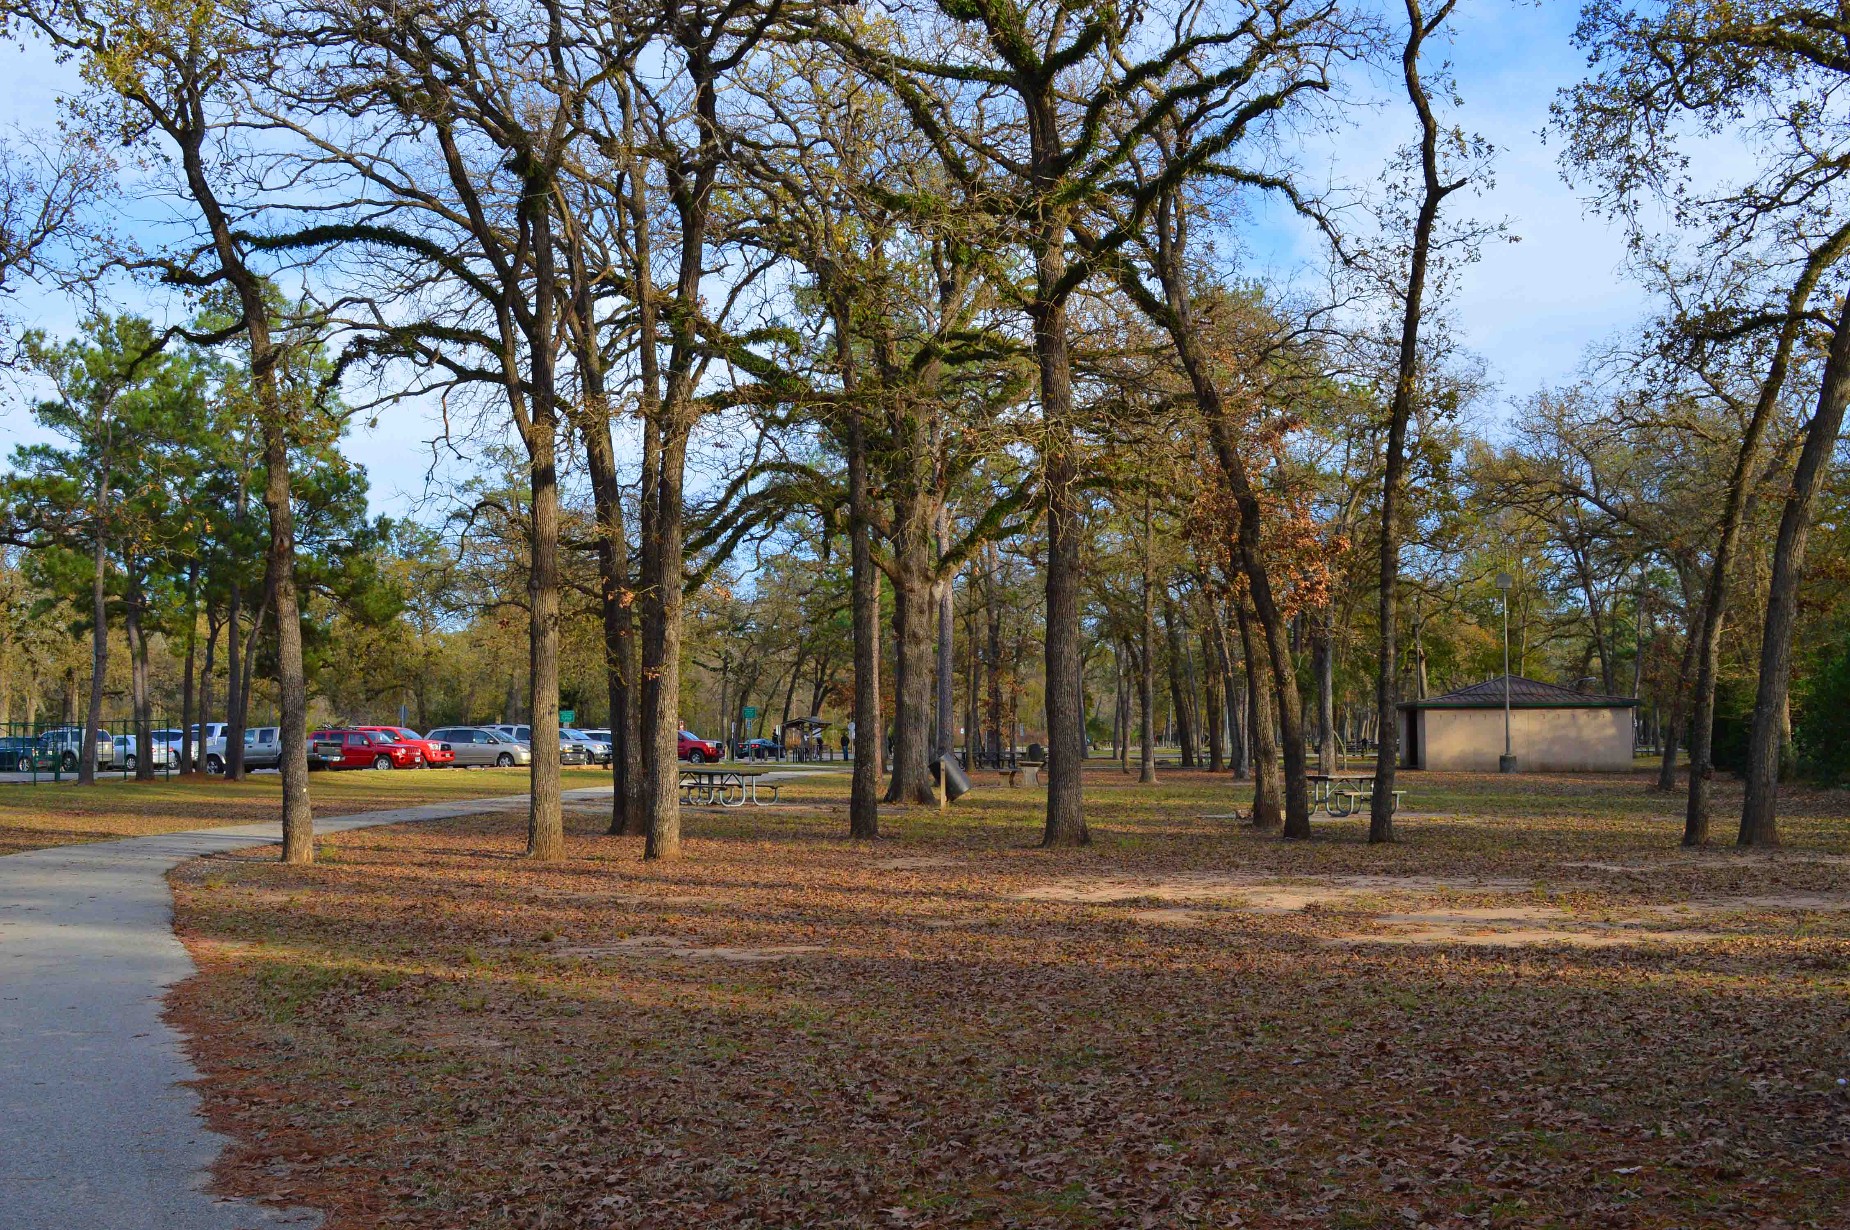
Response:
[1398, 674, 1639, 711]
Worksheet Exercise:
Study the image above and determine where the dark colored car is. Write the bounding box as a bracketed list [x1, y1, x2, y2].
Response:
[677, 730, 723, 763]
[736, 737, 780, 761]
[0, 737, 57, 773]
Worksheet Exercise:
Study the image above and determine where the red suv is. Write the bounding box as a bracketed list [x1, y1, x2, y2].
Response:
[356, 726, 455, 767]
[309, 728, 424, 770]
[677, 729, 723, 763]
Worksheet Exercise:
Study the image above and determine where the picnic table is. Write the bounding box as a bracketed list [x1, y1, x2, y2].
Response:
[678, 767, 780, 808]
[1306, 772, 1372, 814]
[1306, 772, 1403, 818]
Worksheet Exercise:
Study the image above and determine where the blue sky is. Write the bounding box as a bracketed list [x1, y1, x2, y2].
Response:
[1242, 1, 1648, 410]
[0, 2, 1645, 518]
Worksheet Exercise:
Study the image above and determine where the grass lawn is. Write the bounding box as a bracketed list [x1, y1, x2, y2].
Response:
[164, 767, 1850, 1229]
[0, 767, 617, 857]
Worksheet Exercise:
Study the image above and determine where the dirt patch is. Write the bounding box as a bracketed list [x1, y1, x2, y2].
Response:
[1338, 903, 1725, 948]
[1024, 875, 1775, 946]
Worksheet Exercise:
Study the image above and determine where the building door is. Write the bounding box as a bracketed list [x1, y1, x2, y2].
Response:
[1403, 710, 1421, 769]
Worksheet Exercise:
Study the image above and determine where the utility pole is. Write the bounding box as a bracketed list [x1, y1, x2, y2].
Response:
[1497, 572, 1517, 773]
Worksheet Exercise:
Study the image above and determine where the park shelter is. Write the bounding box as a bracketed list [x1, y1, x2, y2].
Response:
[1397, 676, 1638, 772]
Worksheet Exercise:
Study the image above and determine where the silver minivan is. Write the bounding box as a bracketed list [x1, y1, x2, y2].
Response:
[425, 727, 532, 768]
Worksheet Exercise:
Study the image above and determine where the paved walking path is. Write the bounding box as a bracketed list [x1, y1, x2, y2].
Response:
[0, 787, 616, 1230]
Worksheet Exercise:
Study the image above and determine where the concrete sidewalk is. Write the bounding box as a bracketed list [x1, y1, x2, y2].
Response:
[0, 788, 614, 1230]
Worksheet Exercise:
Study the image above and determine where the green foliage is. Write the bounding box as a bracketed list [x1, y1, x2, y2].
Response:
[1709, 673, 1755, 777]
[1796, 641, 1850, 784]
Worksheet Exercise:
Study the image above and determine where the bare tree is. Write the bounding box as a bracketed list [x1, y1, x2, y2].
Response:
[1369, 0, 1496, 844]
[7, 0, 319, 856]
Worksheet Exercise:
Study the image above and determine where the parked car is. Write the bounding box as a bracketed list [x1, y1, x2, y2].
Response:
[424, 726, 532, 768]
[241, 726, 284, 770]
[39, 727, 115, 771]
[112, 734, 175, 771]
[0, 736, 58, 774]
[308, 728, 424, 770]
[485, 723, 589, 765]
[355, 726, 455, 768]
[678, 729, 723, 763]
[736, 737, 780, 760]
[150, 729, 202, 765]
[188, 723, 230, 773]
[560, 728, 611, 766]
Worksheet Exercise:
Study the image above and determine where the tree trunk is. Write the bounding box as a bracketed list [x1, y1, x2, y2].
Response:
[178, 563, 199, 776]
[1209, 596, 1248, 778]
[1681, 234, 1850, 844]
[1202, 623, 1225, 773]
[1029, 174, 1088, 846]
[1658, 597, 1703, 792]
[1372, 0, 1462, 846]
[1573, 544, 1616, 695]
[1114, 642, 1129, 772]
[780, 652, 804, 733]
[1314, 613, 1337, 775]
[516, 185, 566, 862]
[1139, 505, 1158, 784]
[1163, 591, 1196, 769]
[1237, 601, 1281, 828]
[579, 380, 642, 838]
[1141, 193, 1308, 837]
[1741, 294, 1850, 846]
[198, 608, 219, 772]
[236, 592, 268, 738]
[842, 321, 882, 837]
[255, 367, 311, 863]
[126, 568, 153, 782]
[937, 519, 955, 760]
[884, 532, 937, 804]
[224, 468, 247, 781]
[641, 407, 689, 861]
[986, 567, 1004, 762]
[965, 597, 980, 769]
[81, 501, 107, 787]
[1411, 597, 1430, 700]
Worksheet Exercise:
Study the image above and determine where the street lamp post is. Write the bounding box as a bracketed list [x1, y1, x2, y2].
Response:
[1496, 572, 1517, 773]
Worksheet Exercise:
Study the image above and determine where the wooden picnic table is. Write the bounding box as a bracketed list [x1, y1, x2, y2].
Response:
[678, 767, 780, 808]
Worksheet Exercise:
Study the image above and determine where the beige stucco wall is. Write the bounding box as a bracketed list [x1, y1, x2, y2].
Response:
[1414, 706, 1635, 773]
